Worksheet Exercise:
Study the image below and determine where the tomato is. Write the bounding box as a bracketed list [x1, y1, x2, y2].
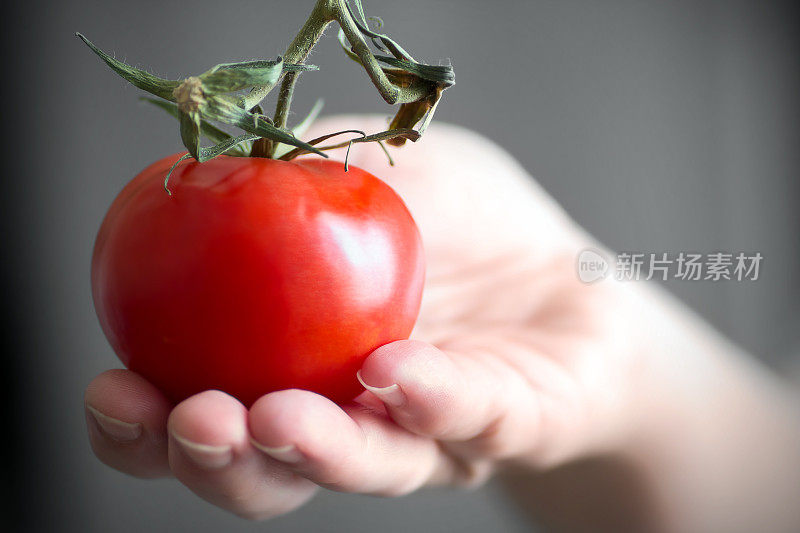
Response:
[91, 154, 425, 406]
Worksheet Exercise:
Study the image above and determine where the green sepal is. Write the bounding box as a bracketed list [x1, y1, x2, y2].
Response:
[76, 33, 179, 100]
[277, 129, 366, 161]
[204, 96, 327, 157]
[141, 98, 245, 151]
[196, 133, 260, 162]
[164, 154, 193, 195]
[179, 110, 201, 159]
[209, 59, 318, 74]
[352, 128, 421, 144]
[164, 133, 261, 194]
[200, 59, 318, 96]
[272, 99, 325, 159]
[79, 33, 318, 102]
[278, 127, 420, 161]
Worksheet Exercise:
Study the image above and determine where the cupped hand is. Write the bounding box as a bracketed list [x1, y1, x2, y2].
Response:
[85, 115, 641, 519]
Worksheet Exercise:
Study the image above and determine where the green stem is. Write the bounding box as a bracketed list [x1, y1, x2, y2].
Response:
[243, 0, 333, 113]
[271, 72, 301, 131]
[268, 1, 335, 154]
[250, 0, 433, 158]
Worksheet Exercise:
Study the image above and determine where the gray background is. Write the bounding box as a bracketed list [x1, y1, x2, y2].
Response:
[6, 0, 798, 531]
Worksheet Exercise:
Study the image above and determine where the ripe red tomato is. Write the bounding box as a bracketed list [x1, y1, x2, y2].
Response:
[91, 154, 425, 406]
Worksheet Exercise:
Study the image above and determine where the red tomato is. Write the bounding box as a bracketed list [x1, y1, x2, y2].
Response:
[91, 154, 425, 406]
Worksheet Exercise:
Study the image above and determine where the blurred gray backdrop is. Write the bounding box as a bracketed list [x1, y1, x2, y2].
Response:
[6, 0, 798, 531]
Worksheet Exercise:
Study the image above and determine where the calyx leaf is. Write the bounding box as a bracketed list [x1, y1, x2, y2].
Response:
[200, 59, 317, 96]
[163, 133, 261, 195]
[77, 33, 325, 160]
[77, 33, 179, 100]
[278, 127, 419, 161]
[142, 97, 248, 153]
[272, 99, 325, 159]
[203, 96, 325, 156]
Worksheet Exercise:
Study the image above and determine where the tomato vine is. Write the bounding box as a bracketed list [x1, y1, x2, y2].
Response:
[77, 0, 454, 193]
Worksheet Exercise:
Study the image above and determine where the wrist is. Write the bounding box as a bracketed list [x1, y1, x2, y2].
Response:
[619, 281, 800, 531]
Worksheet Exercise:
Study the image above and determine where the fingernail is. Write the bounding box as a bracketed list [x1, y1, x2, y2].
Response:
[250, 439, 303, 463]
[171, 431, 233, 469]
[86, 405, 142, 442]
[357, 370, 407, 407]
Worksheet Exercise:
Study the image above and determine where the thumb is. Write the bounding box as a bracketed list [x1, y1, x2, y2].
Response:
[357, 338, 618, 467]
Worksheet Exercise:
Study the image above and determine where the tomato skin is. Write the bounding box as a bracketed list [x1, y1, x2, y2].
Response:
[91, 154, 425, 406]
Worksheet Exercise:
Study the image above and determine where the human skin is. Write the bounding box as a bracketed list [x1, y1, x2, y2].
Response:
[84, 116, 800, 532]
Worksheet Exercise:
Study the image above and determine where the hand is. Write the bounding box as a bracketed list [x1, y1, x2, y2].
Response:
[83, 115, 641, 517]
[84, 116, 800, 530]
